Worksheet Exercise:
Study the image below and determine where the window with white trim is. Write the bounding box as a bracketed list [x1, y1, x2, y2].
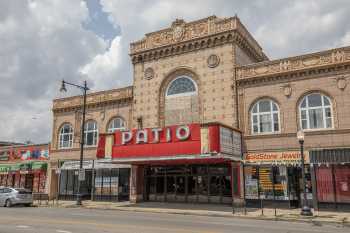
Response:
[59, 123, 73, 148]
[107, 117, 125, 133]
[166, 76, 197, 97]
[84, 120, 98, 146]
[251, 99, 280, 134]
[299, 93, 333, 130]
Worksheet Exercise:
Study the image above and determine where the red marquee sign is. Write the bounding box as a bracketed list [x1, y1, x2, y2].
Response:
[96, 123, 242, 160]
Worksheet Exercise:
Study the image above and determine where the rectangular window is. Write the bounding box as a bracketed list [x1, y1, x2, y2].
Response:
[259, 114, 272, 132]
[244, 166, 259, 199]
[273, 113, 279, 131]
[309, 108, 324, 129]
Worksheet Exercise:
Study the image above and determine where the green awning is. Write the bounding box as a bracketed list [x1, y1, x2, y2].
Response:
[31, 161, 47, 170]
[10, 163, 21, 171]
[0, 164, 10, 173]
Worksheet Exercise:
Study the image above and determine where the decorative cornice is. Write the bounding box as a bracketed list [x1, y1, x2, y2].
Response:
[244, 128, 350, 140]
[237, 46, 350, 86]
[130, 15, 267, 64]
[50, 147, 97, 153]
[52, 86, 133, 113]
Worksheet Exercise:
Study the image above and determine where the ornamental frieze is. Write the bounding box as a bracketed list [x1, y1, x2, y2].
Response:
[130, 16, 237, 54]
[237, 46, 350, 80]
[53, 86, 133, 111]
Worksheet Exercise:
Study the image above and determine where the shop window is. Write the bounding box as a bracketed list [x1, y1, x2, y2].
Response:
[221, 175, 232, 197]
[244, 166, 259, 199]
[84, 120, 98, 146]
[58, 123, 73, 149]
[209, 176, 221, 196]
[299, 93, 333, 130]
[251, 99, 280, 134]
[156, 177, 165, 194]
[107, 117, 126, 133]
[245, 166, 288, 200]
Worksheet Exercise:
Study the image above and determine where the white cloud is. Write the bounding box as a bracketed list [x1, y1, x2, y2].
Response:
[80, 36, 123, 90]
[0, 0, 110, 143]
[1, 0, 350, 144]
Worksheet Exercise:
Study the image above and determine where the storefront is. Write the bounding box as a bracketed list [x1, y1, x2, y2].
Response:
[0, 144, 49, 193]
[144, 163, 239, 204]
[0, 161, 47, 193]
[310, 148, 350, 210]
[97, 123, 242, 204]
[243, 151, 312, 208]
[58, 160, 130, 201]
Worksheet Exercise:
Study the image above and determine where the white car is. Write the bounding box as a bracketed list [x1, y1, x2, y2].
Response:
[0, 187, 33, 207]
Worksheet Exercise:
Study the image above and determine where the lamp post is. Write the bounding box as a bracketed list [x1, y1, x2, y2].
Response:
[297, 130, 313, 216]
[60, 80, 89, 206]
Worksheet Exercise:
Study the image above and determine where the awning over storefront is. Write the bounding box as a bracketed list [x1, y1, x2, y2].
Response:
[310, 148, 350, 164]
[107, 153, 234, 165]
[0, 161, 47, 173]
[60, 160, 131, 170]
[0, 164, 10, 173]
[31, 161, 47, 170]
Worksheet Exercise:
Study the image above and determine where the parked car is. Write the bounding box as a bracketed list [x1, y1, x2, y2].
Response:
[0, 187, 33, 207]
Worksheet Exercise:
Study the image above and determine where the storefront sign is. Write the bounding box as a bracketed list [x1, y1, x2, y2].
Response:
[0, 151, 9, 161]
[119, 125, 191, 145]
[219, 126, 241, 158]
[109, 124, 201, 158]
[61, 160, 131, 170]
[244, 151, 309, 164]
[96, 123, 242, 160]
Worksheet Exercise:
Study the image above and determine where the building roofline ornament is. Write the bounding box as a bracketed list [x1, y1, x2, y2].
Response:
[52, 86, 133, 112]
[129, 15, 267, 63]
[237, 46, 350, 86]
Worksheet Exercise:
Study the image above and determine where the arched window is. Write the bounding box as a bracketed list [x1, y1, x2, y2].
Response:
[299, 93, 333, 130]
[84, 120, 98, 146]
[251, 99, 280, 134]
[166, 76, 197, 97]
[107, 117, 126, 133]
[59, 123, 73, 149]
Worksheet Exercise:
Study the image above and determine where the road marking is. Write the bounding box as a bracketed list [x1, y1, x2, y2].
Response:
[16, 225, 30, 228]
[56, 230, 72, 233]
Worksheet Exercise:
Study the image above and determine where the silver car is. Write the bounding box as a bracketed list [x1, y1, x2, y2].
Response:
[0, 187, 33, 207]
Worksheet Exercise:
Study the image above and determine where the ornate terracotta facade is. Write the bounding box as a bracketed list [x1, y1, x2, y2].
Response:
[49, 15, 350, 204]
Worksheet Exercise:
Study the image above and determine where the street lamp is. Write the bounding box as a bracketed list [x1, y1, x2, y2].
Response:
[60, 79, 89, 206]
[297, 130, 313, 216]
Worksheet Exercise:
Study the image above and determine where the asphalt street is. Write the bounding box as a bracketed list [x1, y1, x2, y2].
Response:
[0, 206, 348, 233]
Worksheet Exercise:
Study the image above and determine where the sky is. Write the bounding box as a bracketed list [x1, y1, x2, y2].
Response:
[0, 0, 349, 144]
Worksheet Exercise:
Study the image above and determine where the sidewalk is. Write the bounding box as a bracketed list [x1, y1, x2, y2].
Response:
[38, 200, 350, 227]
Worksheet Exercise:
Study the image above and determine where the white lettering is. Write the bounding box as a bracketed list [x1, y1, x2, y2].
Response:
[121, 131, 132, 145]
[166, 128, 171, 142]
[136, 130, 148, 144]
[176, 126, 190, 140]
[151, 128, 162, 143]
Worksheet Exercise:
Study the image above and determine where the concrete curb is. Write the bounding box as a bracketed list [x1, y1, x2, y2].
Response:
[42, 204, 350, 228]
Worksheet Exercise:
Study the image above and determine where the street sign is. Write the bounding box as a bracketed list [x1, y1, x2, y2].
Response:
[78, 169, 85, 181]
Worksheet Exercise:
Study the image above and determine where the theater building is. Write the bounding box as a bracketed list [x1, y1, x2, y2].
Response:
[49, 15, 350, 208]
